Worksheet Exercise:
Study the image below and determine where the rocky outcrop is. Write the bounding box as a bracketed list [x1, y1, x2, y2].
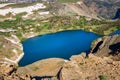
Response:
[50, 1, 99, 20]
[113, 8, 120, 19]
[84, 0, 120, 19]
[1, 51, 120, 80]
[60, 53, 120, 80]
[48, 0, 120, 19]
[91, 34, 120, 61]
[0, 64, 31, 80]
[17, 58, 65, 79]
[0, 35, 24, 65]
[65, 1, 99, 19]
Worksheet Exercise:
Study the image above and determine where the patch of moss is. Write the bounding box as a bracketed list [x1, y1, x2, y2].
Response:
[99, 75, 107, 80]
[32, 66, 39, 71]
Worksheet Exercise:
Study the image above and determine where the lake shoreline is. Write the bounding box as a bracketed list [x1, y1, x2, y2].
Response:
[19, 30, 100, 66]
[3, 29, 120, 66]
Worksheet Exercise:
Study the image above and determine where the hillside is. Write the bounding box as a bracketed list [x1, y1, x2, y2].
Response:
[0, 1, 119, 65]
[0, 0, 120, 19]
[0, 1, 120, 80]
[17, 35, 120, 80]
[84, 0, 120, 19]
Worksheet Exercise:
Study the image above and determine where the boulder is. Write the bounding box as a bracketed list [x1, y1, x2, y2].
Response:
[17, 58, 65, 77]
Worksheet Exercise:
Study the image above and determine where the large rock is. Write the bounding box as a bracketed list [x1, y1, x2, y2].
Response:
[17, 58, 65, 77]
[92, 34, 120, 61]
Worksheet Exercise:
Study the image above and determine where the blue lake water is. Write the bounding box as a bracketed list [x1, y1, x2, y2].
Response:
[109, 30, 120, 36]
[19, 30, 100, 66]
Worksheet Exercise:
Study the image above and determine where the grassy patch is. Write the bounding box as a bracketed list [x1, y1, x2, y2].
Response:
[0, 15, 119, 42]
[79, 62, 84, 65]
[0, 15, 4, 18]
[14, 12, 27, 19]
[32, 66, 39, 71]
[0, 2, 9, 4]
[99, 75, 107, 80]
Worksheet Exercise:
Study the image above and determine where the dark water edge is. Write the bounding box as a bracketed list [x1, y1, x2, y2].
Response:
[19, 30, 101, 66]
[112, 8, 120, 19]
[109, 30, 120, 36]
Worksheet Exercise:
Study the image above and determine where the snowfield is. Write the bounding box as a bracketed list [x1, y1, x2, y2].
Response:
[0, 3, 14, 8]
[39, 11, 49, 15]
[0, 3, 46, 16]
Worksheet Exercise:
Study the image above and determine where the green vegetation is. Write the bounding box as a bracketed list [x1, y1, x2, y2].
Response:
[99, 75, 107, 80]
[14, 12, 27, 19]
[79, 62, 84, 65]
[93, 20, 120, 35]
[0, 42, 3, 49]
[0, 2, 8, 4]
[0, 15, 4, 18]
[0, 14, 119, 42]
[32, 66, 39, 71]
[0, 20, 17, 29]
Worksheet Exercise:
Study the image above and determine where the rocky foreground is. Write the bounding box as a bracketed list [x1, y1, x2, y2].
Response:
[0, 34, 120, 80]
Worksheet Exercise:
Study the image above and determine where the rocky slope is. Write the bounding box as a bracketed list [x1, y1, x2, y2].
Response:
[0, 1, 120, 80]
[0, 0, 120, 19]
[84, 0, 120, 19]
[0, 64, 31, 80]
[0, 35, 23, 64]
[60, 53, 120, 80]
[91, 34, 120, 61]
[0, 58, 65, 80]
[50, 1, 99, 19]
[1, 52, 120, 80]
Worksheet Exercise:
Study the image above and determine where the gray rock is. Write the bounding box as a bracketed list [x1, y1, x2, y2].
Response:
[91, 34, 120, 60]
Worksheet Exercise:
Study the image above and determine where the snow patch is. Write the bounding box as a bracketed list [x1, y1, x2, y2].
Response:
[0, 3, 46, 16]
[39, 11, 49, 15]
[0, 3, 14, 8]
[5, 37, 19, 45]
[0, 29, 16, 32]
